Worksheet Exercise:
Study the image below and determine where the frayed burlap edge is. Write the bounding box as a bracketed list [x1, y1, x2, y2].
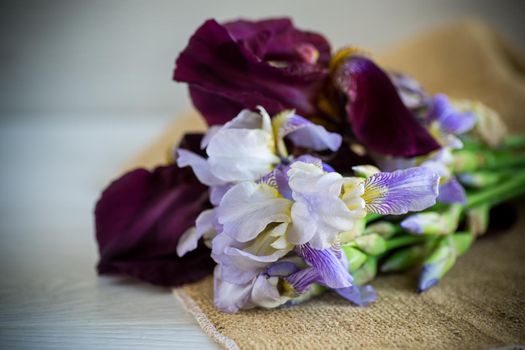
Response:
[173, 288, 240, 350]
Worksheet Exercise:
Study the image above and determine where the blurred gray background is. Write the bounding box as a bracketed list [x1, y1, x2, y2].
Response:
[1, 0, 524, 121]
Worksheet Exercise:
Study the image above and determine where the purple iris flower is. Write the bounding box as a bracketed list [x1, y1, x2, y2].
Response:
[174, 18, 331, 125]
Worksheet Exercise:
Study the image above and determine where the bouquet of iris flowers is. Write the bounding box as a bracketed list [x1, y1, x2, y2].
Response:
[95, 18, 525, 313]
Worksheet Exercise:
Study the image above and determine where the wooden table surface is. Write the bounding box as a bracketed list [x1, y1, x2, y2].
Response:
[0, 117, 216, 349]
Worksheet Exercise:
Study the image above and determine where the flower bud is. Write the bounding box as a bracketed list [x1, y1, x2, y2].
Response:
[352, 257, 378, 286]
[418, 237, 456, 292]
[365, 221, 398, 238]
[381, 245, 425, 273]
[401, 205, 462, 235]
[355, 234, 387, 256]
[341, 246, 368, 272]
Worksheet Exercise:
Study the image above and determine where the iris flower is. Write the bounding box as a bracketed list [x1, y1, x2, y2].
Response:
[189, 155, 438, 312]
[176, 106, 342, 207]
[174, 18, 331, 125]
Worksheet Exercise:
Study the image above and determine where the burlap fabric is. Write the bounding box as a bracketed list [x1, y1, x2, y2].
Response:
[129, 19, 525, 349]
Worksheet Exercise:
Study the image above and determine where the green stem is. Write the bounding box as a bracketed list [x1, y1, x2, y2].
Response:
[466, 170, 525, 208]
[384, 235, 427, 251]
[502, 134, 525, 150]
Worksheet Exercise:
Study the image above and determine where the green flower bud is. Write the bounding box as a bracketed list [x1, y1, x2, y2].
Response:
[401, 205, 462, 235]
[341, 246, 368, 272]
[355, 233, 387, 256]
[418, 237, 456, 292]
[381, 245, 425, 273]
[365, 221, 398, 238]
[451, 231, 474, 256]
[352, 257, 378, 286]
[458, 171, 503, 189]
[451, 149, 481, 172]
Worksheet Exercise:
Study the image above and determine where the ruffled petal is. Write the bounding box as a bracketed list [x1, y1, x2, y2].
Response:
[207, 128, 280, 182]
[334, 56, 440, 157]
[176, 149, 224, 186]
[363, 167, 440, 215]
[213, 266, 255, 313]
[177, 209, 216, 257]
[276, 112, 342, 151]
[174, 19, 330, 125]
[95, 163, 214, 286]
[289, 192, 354, 249]
[217, 182, 292, 242]
[288, 161, 343, 197]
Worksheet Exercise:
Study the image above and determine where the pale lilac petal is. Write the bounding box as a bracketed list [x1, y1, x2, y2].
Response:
[274, 166, 293, 200]
[280, 114, 342, 151]
[176, 149, 224, 186]
[297, 244, 353, 289]
[335, 284, 376, 306]
[251, 275, 289, 308]
[217, 182, 292, 242]
[289, 193, 354, 249]
[265, 261, 299, 277]
[437, 177, 467, 204]
[430, 94, 476, 135]
[176, 209, 216, 257]
[363, 167, 440, 215]
[213, 266, 254, 313]
[209, 184, 233, 206]
[200, 125, 221, 149]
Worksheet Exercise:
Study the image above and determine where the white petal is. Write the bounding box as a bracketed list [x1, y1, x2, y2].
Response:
[176, 227, 197, 258]
[289, 193, 354, 250]
[176, 149, 224, 186]
[207, 129, 279, 182]
[223, 109, 264, 130]
[213, 266, 254, 313]
[200, 125, 221, 149]
[176, 209, 217, 257]
[218, 182, 292, 242]
[251, 275, 289, 309]
[288, 161, 343, 197]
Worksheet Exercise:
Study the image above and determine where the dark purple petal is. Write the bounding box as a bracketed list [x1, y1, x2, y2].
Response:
[296, 244, 353, 289]
[437, 177, 467, 204]
[95, 136, 214, 287]
[174, 19, 330, 125]
[223, 18, 330, 65]
[335, 284, 376, 306]
[334, 56, 440, 157]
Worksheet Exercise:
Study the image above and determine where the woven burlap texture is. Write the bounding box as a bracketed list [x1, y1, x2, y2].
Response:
[130, 19, 525, 349]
